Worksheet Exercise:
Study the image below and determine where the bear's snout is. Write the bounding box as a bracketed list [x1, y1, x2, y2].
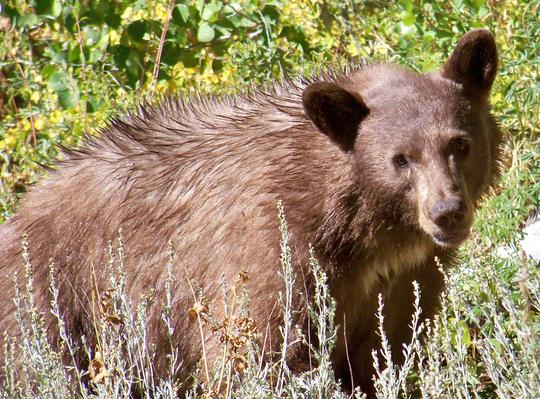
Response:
[431, 199, 468, 230]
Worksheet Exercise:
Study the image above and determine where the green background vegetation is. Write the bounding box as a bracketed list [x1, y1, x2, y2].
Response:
[2, 0, 538, 223]
[0, 0, 538, 397]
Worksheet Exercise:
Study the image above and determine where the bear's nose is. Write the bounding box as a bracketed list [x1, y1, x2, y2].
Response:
[431, 200, 467, 229]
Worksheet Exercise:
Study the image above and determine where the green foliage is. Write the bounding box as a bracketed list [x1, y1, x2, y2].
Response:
[2, 0, 538, 220]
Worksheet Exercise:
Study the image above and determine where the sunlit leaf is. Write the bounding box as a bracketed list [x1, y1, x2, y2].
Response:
[197, 22, 215, 42]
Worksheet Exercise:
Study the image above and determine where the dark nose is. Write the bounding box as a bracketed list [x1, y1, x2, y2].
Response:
[431, 199, 467, 229]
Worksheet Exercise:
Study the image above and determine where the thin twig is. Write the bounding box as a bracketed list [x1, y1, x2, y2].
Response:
[90, 261, 105, 358]
[73, 8, 88, 131]
[343, 314, 355, 393]
[181, 261, 211, 391]
[217, 288, 237, 396]
[151, 0, 175, 92]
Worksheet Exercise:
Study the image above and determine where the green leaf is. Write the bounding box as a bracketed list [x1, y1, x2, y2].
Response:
[111, 45, 130, 68]
[86, 96, 103, 113]
[262, 5, 279, 22]
[226, 13, 254, 29]
[105, 13, 121, 28]
[197, 22, 215, 42]
[35, 0, 62, 18]
[477, 5, 490, 18]
[401, 10, 416, 27]
[48, 71, 79, 109]
[436, 29, 453, 39]
[172, 4, 190, 25]
[453, 0, 464, 9]
[161, 43, 181, 66]
[67, 46, 82, 63]
[48, 71, 69, 91]
[173, 27, 189, 46]
[211, 41, 230, 56]
[212, 58, 224, 72]
[128, 20, 149, 42]
[458, 321, 471, 348]
[18, 13, 39, 27]
[472, 0, 486, 9]
[201, 1, 222, 22]
[180, 50, 199, 68]
[41, 65, 57, 80]
[214, 22, 233, 38]
[195, 0, 206, 13]
[64, 13, 76, 33]
[398, 0, 414, 12]
[58, 87, 80, 109]
[50, 0, 62, 17]
[44, 42, 67, 63]
[83, 9, 104, 25]
[88, 47, 104, 63]
[83, 25, 101, 46]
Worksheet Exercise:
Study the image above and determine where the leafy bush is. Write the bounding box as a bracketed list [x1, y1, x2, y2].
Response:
[1, 0, 539, 219]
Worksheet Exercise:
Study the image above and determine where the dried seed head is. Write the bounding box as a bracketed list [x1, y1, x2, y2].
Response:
[239, 270, 250, 282]
[88, 350, 108, 384]
[188, 301, 209, 321]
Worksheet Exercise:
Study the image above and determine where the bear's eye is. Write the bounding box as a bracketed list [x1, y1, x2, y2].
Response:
[451, 138, 470, 156]
[393, 154, 409, 169]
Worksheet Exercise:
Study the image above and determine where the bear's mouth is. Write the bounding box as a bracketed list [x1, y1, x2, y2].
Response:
[419, 209, 474, 248]
[432, 227, 471, 248]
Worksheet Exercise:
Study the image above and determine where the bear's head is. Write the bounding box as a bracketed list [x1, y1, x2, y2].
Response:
[303, 29, 501, 248]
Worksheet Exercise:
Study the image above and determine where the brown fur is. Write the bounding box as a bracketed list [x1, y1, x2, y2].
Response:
[0, 30, 501, 396]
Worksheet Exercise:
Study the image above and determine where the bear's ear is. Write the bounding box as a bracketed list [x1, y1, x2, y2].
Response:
[441, 29, 498, 98]
[302, 82, 369, 152]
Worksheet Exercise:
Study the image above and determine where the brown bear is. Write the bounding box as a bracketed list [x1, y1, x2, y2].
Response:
[0, 29, 500, 397]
